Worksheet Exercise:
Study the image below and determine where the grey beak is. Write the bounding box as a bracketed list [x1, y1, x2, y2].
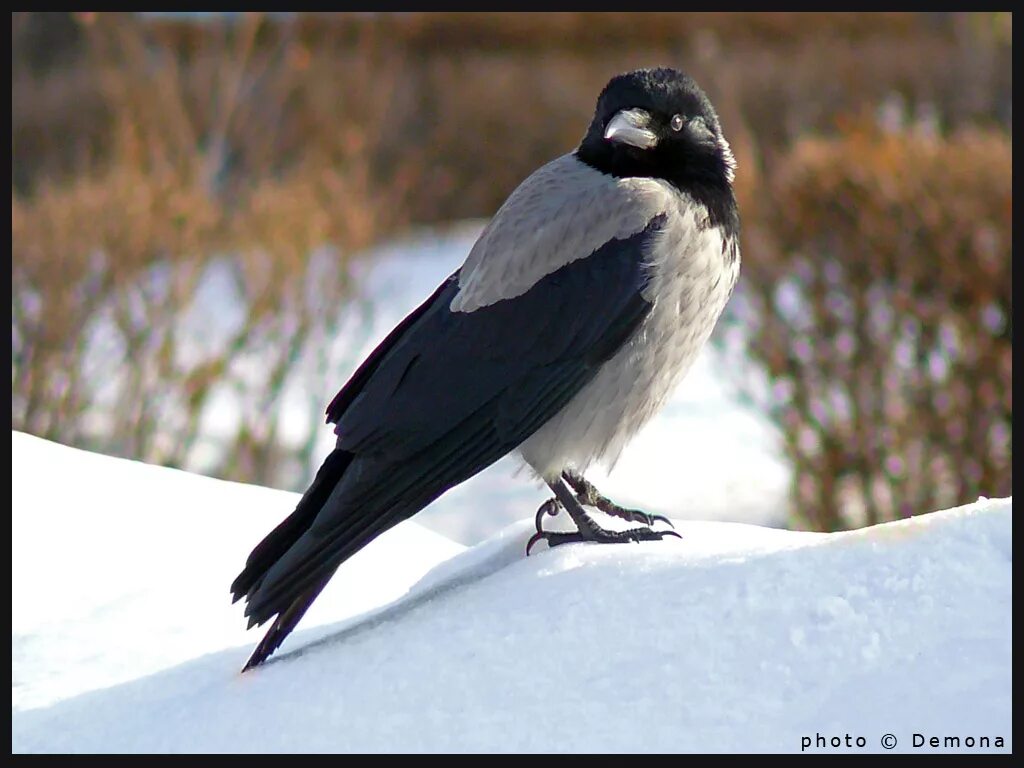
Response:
[603, 109, 658, 149]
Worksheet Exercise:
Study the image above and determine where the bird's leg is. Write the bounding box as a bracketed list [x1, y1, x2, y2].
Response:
[527, 476, 681, 554]
[561, 470, 674, 529]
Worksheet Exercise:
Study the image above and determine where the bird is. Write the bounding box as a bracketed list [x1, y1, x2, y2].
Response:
[231, 66, 740, 671]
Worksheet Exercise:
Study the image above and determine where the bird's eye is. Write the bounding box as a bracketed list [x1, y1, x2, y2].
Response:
[670, 114, 685, 132]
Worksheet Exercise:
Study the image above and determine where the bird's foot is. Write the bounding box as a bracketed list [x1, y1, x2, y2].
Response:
[526, 474, 681, 554]
[561, 470, 675, 529]
[527, 520, 681, 554]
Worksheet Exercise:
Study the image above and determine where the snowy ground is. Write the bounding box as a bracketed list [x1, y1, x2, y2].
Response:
[11, 432, 1011, 753]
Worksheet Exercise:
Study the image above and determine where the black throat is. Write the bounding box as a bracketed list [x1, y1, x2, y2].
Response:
[575, 142, 739, 240]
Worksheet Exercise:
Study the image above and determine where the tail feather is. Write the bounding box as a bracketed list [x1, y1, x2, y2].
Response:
[241, 415, 499, 627]
[231, 448, 353, 673]
[238, 498, 406, 671]
[230, 449, 352, 603]
[241, 572, 334, 672]
[242, 503, 407, 628]
[235, 407, 506, 670]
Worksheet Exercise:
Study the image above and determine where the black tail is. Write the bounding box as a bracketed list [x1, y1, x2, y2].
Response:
[241, 571, 334, 672]
[233, 418, 496, 670]
[230, 449, 352, 603]
[231, 448, 353, 671]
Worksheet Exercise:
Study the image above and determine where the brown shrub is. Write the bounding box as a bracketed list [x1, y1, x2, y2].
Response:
[11, 12, 1014, 520]
[11, 13, 404, 488]
[722, 124, 1011, 529]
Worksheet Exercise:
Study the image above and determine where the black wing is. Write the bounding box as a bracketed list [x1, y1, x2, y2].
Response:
[243, 215, 663, 627]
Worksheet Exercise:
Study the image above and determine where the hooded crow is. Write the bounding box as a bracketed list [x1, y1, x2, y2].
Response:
[231, 67, 740, 670]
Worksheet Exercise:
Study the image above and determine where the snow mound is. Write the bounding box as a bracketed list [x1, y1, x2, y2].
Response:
[11, 432, 462, 713]
[11, 433, 1011, 753]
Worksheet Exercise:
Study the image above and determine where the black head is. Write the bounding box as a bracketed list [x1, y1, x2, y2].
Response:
[576, 68, 737, 224]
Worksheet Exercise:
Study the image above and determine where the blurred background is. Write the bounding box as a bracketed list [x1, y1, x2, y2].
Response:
[11, 12, 1011, 539]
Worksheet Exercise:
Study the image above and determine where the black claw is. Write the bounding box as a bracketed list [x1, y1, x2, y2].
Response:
[526, 531, 544, 555]
[533, 497, 562, 535]
[601, 506, 675, 528]
[639, 512, 675, 529]
[527, 531, 589, 554]
[529, 497, 566, 554]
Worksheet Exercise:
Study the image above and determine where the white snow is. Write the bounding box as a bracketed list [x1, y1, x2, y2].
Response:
[11, 431, 462, 713]
[11, 431, 1011, 753]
